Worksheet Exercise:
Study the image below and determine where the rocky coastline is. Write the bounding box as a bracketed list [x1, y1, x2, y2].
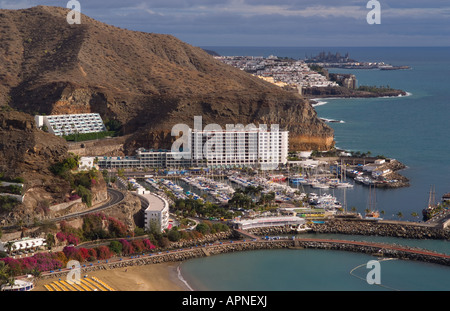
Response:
[303, 86, 407, 99]
[39, 237, 450, 282]
[36, 221, 450, 281]
[308, 219, 450, 239]
[247, 220, 450, 240]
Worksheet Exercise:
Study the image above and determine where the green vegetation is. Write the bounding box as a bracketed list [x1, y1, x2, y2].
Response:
[357, 85, 394, 93]
[308, 64, 328, 76]
[0, 196, 19, 213]
[102, 169, 116, 184]
[0, 184, 23, 195]
[0, 261, 14, 288]
[49, 154, 80, 176]
[104, 119, 123, 133]
[50, 154, 100, 207]
[0, 172, 25, 184]
[311, 149, 340, 158]
[195, 221, 228, 235]
[173, 198, 235, 219]
[62, 130, 116, 142]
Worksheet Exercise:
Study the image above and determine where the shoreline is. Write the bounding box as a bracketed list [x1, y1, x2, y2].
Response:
[31, 225, 450, 292]
[309, 91, 412, 107]
[33, 261, 192, 291]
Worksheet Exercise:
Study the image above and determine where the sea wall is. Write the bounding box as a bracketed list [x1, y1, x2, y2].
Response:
[308, 219, 450, 240]
[38, 238, 450, 281]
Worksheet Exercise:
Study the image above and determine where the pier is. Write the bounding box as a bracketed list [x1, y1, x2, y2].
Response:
[233, 229, 260, 240]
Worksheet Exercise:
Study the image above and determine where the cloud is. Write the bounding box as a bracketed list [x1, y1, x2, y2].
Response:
[0, 0, 449, 46]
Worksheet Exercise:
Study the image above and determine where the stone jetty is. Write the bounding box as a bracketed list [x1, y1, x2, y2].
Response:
[36, 220, 450, 281]
[39, 236, 450, 281]
[307, 219, 450, 239]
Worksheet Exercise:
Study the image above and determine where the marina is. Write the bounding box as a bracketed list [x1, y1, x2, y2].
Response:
[135, 170, 351, 220]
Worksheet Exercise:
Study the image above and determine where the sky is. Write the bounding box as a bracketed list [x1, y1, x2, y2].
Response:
[0, 0, 449, 47]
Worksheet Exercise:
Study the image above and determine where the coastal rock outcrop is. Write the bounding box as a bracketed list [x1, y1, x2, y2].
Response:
[302, 86, 407, 98]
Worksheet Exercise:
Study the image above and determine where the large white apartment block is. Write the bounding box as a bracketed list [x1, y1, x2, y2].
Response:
[95, 127, 289, 170]
[190, 127, 289, 170]
[35, 113, 107, 136]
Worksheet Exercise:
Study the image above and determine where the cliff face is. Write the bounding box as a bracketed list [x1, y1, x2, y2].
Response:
[0, 110, 71, 225]
[0, 6, 334, 152]
[0, 111, 68, 180]
[0, 111, 110, 226]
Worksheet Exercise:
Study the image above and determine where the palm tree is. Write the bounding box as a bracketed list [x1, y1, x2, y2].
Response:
[0, 261, 14, 288]
[30, 268, 42, 286]
[5, 241, 15, 256]
[396, 211, 404, 220]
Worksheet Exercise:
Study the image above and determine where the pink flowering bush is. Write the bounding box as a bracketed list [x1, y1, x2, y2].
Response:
[66, 233, 79, 246]
[96, 246, 113, 260]
[108, 217, 129, 238]
[69, 194, 81, 201]
[1, 253, 64, 276]
[119, 239, 134, 255]
[56, 232, 67, 242]
[142, 239, 156, 250]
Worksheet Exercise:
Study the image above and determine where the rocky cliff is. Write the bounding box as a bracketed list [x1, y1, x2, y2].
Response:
[0, 6, 334, 152]
[0, 110, 110, 227]
[0, 110, 71, 225]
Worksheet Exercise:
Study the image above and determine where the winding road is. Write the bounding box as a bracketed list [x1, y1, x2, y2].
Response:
[52, 188, 125, 222]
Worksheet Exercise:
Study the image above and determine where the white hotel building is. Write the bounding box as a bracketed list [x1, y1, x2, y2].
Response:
[96, 126, 289, 170]
[34, 113, 107, 136]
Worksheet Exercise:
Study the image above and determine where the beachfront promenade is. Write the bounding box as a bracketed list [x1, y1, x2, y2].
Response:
[26, 234, 450, 284]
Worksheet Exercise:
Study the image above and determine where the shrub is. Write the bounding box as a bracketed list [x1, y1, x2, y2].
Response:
[168, 227, 182, 242]
[96, 246, 113, 260]
[50, 155, 80, 177]
[157, 237, 170, 248]
[108, 217, 129, 238]
[56, 232, 67, 242]
[78, 248, 90, 261]
[195, 223, 209, 235]
[131, 240, 145, 253]
[63, 246, 82, 261]
[142, 239, 156, 251]
[108, 241, 123, 255]
[66, 233, 80, 246]
[119, 239, 134, 255]
[76, 185, 92, 207]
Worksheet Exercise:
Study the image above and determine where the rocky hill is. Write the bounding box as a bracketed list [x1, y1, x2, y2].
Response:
[0, 6, 334, 152]
[0, 110, 70, 225]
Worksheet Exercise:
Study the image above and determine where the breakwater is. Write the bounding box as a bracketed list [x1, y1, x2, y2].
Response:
[245, 220, 450, 240]
[38, 237, 450, 281]
[308, 219, 450, 240]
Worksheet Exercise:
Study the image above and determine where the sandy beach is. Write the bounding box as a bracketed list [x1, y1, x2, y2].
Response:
[33, 262, 192, 291]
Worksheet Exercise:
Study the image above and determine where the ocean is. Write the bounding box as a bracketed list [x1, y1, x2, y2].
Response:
[178, 46, 450, 291]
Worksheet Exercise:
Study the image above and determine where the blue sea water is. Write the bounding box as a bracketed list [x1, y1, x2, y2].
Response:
[179, 47, 450, 291]
[203, 46, 450, 220]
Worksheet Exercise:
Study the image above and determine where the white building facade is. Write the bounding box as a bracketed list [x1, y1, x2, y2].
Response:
[96, 127, 289, 170]
[142, 192, 170, 232]
[0, 237, 47, 255]
[35, 113, 107, 136]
